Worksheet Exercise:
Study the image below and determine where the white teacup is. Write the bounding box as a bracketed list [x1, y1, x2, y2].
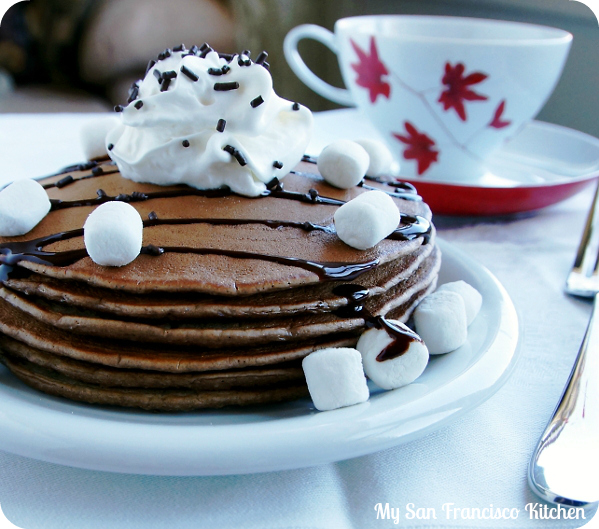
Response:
[284, 15, 572, 181]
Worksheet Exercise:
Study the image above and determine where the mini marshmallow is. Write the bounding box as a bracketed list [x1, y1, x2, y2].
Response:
[83, 201, 143, 266]
[413, 290, 468, 355]
[357, 321, 429, 390]
[0, 179, 51, 236]
[80, 116, 120, 160]
[355, 138, 394, 177]
[302, 347, 369, 411]
[317, 139, 369, 189]
[334, 190, 400, 250]
[437, 280, 482, 325]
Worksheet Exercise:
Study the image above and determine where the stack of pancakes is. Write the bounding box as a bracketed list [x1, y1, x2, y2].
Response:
[0, 159, 439, 411]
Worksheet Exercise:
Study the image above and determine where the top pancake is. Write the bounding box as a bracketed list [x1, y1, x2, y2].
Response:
[0, 160, 433, 295]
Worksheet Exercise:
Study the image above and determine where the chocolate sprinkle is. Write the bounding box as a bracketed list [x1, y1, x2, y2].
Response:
[159, 70, 177, 91]
[250, 96, 264, 108]
[180, 65, 199, 82]
[107, 144, 114, 151]
[214, 81, 239, 91]
[143, 244, 165, 256]
[127, 84, 139, 103]
[216, 119, 226, 132]
[200, 46, 213, 59]
[218, 52, 235, 62]
[114, 105, 124, 113]
[173, 44, 186, 52]
[134, 100, 144, 109]
[273, 160, 283, 169]
[148, 211, 159, 221]
[145, 60, 156, 75]
[57, 161, 98, 174]
[157, 48, 172, 61]
[91, 166, 104, 176]
[56, 175, 74, 189]
[266, 177, 281, 191]
[160, 78, 171, 92]
[207, 67, 225, 76]
[223, 145, 247, 166]
[292, 102, 300, 111]
[182, 140, 190, 148]
[255, 51, 268, 65]
[238, 50, 251, 67]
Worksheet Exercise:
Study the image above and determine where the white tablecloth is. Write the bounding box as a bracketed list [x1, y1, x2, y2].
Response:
[0, 112, 597, 529]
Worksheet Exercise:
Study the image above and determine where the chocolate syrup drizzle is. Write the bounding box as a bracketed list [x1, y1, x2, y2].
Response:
[0, 208, 428, 282]
[0, 222, 379, 283]
[0, 159, 432, 291]
[332, 284, 423, 361]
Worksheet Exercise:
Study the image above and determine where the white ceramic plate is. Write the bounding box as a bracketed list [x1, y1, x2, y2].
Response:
[0, 239, 518, 476]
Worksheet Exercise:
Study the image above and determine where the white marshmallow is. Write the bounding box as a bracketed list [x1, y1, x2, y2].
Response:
[413, 290, 468, 355]
[0, 179, 51, 236]
[334, 190, 400, 250]
[355, 139, 394, 177]
[83, 201, 143, 266]
[302, 347, 369, 411]
[317, 139, 369, 189]
[80, 116, 120, 160]
[357, 321, 429, 390]
[436, 280, 482, 326]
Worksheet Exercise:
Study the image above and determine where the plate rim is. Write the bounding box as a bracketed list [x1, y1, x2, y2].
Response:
[0, 239, 519, 476]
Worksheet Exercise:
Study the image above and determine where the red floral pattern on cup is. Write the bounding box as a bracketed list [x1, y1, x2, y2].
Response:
[489, 100, 512, 129]
[393, 122, 439, 175]
[348, 38, 512, 176]
[438, 62, 488, 121]
[350, 37, 391, 103]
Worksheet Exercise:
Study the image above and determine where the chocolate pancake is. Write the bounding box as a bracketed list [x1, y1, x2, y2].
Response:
[0, 352, 310, 411]
[0, 295, 359, 372]
[0, 156, 439, 410]
[0, 335, 305, 390]
[1, 160, 433, 293]
[0, 246, 439, 346]
[3, 241, 434, 319]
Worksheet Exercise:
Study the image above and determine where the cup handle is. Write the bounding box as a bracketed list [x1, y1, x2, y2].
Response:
[284, 24, 355, 107]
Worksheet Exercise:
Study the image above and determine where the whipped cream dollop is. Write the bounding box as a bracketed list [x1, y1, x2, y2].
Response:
[106, 46, 313, 196]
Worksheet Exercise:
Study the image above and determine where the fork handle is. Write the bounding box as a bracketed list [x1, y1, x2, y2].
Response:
[528, 293, 599, 506]
[551, 292, 598, 427]
[539, 293, 599, 445]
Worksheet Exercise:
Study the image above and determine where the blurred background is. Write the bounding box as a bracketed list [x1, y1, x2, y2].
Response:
[0, 0, 598, 136]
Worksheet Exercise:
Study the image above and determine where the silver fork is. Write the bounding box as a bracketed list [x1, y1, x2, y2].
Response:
[528, 181, 599, 509]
